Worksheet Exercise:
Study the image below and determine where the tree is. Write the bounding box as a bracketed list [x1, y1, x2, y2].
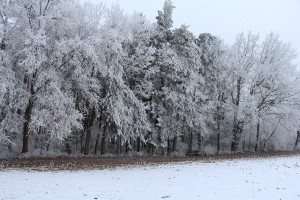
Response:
[227, 32, 259, 152]
[156, 0, 175, 33]
[8, 0, 84, 153]
[196, 33, 229, 153]
[97, 4, 150, 154]
[145, 0, 176, 154]
[122, 13, 156, 152]
[0, 50, 16, 146]
[0, 0, 24, 148]
[250, 32, 298, 151]
[168, 25, 206, 154]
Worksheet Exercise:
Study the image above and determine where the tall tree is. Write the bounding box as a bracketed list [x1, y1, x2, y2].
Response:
[196, 33, 229, 153]
[250, 33, 298, 151]
[146, 0, 176, 153]
[168, 25, 206, 154]
[9, 0, 83, 153]
[97, 4, 150, 154]
[227, 32, 259, 152]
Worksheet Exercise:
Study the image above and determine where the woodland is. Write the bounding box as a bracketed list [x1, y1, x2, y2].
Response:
[1, 0, 300, 157]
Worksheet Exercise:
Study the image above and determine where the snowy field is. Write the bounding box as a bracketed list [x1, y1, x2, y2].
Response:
[1, 156, 300, 200]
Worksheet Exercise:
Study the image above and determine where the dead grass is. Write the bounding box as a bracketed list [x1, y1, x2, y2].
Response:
[1, 150, 300, 171]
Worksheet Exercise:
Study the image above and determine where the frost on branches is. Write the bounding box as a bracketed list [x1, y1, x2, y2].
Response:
[0, 0, 299, 157]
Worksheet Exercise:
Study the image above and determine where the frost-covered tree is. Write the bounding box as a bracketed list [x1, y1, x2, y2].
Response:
[0, 50, 16, 145]
[0, 0, 299, 157]
[147, 0, 208, 155]
[196, 33, 230, 153]
[249, 33, 299, 151]
[0, 0, 24, 147]
[7, 0, 84, 153]
[55, 2, 105, 155]
[227, 32, 259, 151]
[122, 13, 156, 151]
[145, 0, 176, 153]
[97, 5, 150, 154]
[156, 0, 174, 35]
[168, 26, 207, 154]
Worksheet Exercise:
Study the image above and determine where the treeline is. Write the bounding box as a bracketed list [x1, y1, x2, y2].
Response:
[1, 0, 300, 157]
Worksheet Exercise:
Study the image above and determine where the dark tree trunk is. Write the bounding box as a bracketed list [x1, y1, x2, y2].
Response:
[84, 108, 96, 155]
[22, 99, 34, 154]
[100, 125, 107, 155]
[167, 138, 171, 156]
[147, 142, 153, 155]
[94, 107, 103, 155]
[100, 135, 106, 155]
[231, 77, 242, 152]
[197, 133, 202, 152]
[231, 121, 243, 152]
[137, 137, 141, 152]
[117, 135, 121, 155]
[189, 132, 193, 153]
[84, 129, 92, 155]
[255, 119, 260, 151]
[80, 132, 85, 154]
[172, 136, 177, 152]
[130, 138, 135, 151]
[125, 141, 129, 153]
[295, 131, 300, 148]
[217, 132, 220, 154]
[216, 108, 221, 153]
[146, 142, 150, 154]
[151, 144, 154, 155]
[94, 134, 100, 155]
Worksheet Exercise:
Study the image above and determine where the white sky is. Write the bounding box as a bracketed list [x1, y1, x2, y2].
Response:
[87, 0, 300, 68]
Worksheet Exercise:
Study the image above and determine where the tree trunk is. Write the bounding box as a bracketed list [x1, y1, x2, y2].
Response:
[231, 121, 243, 152]
[255, 119, 260, 151]
[216, 111, 221, 153]
[197, 132, 202, 152]
[80, 132, 85, 154]
[84, 108, 96, 155]
[295, 131, 300, 148]
[84, 129, 92, 155]
[167, 138, 171, 156]
[100, 125, 107, 155]
[117, 135, 121, 155]
[94, 134, 100, 155]
[147, 142, 150, 154]
[189, 132, 193, 154]
[242, 138, 246, 151]
[217, 132, 220, 154]
[22, 99, 34, 153]
[172, 136, 177, 152]
[125, 141, 129, 153]
[136, 137, 141, 152]
[231, 77, 242, 152]
[231, 115, 238, 152]
[94, 107, 103, 155]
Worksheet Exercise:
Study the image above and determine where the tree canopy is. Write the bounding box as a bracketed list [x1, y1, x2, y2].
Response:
[0, 0, 299, 157]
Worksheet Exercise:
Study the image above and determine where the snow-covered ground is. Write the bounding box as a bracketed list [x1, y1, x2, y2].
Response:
[1, 156, 300, 200]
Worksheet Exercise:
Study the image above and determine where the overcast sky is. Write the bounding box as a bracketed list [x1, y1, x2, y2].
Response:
[88, 0, 300, 68]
